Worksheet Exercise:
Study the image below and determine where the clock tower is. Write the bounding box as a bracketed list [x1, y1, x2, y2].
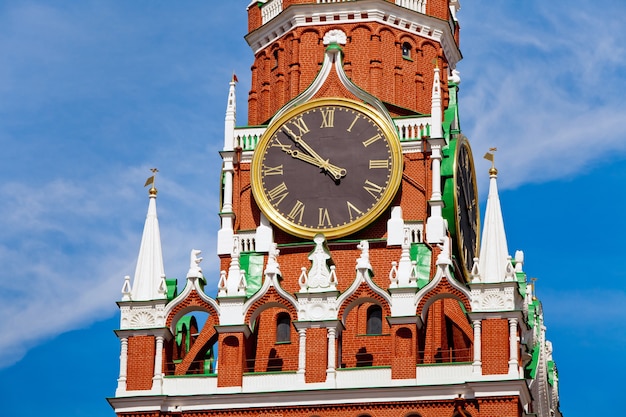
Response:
[109, 1, 562, 417]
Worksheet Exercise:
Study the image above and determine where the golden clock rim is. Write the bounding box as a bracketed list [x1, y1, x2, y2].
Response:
[452, 135, 481, 277]
[250, 97, 403, 240]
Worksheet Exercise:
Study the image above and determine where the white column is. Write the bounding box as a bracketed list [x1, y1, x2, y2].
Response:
[472, 320, 482, 374]
[298, 328, 307, 375]
[152, 335, 164, 392]
[425, 142, 446, 243]
[326, 327, 336, 378]
[222, 167, 233, 213]
[217, 159, 235, 254]
[508, 318, 519, 376]
[116, 337, 128, 392]
[431, 145, 442, 200]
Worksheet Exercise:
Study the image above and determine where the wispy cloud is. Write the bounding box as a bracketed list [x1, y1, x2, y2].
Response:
[0, 2, 247, 368]
[460, 0, 626, 190]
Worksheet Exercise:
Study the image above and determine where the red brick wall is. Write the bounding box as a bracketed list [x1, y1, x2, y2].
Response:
[217, 333, 245, 387]
[305, 327, 328, 382]
[126, 335, 155, 390]
[247, 22, 448, 125]
[391, 325, 417, 379]
[481, 318, 509, 375]
[478, 396, 521, 416]
[116, 397, 532, 417]
[250, 306, 299, 372]
[341, 302, 392, 368]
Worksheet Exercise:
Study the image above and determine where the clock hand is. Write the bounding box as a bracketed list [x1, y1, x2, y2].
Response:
[280, 129, 347, 179]
[274, 142, 346, 179]
[287, 150, 346, 180]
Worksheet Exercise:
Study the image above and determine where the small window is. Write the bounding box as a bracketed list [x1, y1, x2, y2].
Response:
[402, 42, 412, 59]
[276, 312, 291, 343]
[366, 305, 383, 335]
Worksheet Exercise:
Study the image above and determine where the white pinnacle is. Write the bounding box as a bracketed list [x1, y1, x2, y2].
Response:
[478, 168, 510, 283]
[130, 187, 166, 300]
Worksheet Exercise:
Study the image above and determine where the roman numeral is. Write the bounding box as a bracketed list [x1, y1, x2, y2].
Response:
[320, 108, 335, 128]
[369, 159, 389, 169]
[347, 114, 361, 132]
[286, 200, 305, 224]
[363, 180, 384, 199]
[318, 208, 332, 227]
[346, 201, 363, 221]
[267, 182, 289, 206]
[285, 116, 310, 136]
[262, 164, 283, 176]
[362, 133, 382, 147]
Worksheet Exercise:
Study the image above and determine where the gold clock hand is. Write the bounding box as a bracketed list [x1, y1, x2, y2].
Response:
[281, 128, 346, 179]
[277, 146, 347, 179]
[288, 150, 346, 180]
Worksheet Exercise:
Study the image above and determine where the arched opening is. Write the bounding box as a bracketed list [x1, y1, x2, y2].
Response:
[419, 297, 473, 364]
[168, 311, 218, 375]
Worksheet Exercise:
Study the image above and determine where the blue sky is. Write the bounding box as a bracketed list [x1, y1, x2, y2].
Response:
[0, 1, 624, 416]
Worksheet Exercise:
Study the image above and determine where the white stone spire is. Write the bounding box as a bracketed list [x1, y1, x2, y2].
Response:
[130, 185, 166, 300]
[478, 163, 510, 283]
[430, 65, 443, 140]
[217, 76, 237, 254]
[223, 75, 237, 151]
[425, 64, 446, 243]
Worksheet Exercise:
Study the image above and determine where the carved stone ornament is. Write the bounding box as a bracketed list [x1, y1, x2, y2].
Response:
[120, 305, 166, 329]
[297, 295, 338, 321]
[323, 29, 347, 45]
[470, 287, 515, 312]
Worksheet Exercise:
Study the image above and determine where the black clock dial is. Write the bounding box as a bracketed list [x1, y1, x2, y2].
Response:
[251, 98, 402, 239]
[454, 138, 479, 276]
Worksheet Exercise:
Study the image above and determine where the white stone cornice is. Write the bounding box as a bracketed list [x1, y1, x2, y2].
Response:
[245, 0, 462, 69]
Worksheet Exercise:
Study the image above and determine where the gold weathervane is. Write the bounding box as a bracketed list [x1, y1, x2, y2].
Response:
[144, 168, 159, 194]
[483, 147, 497, 175]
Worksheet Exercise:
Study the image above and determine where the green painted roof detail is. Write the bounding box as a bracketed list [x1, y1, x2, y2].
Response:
[442, 82, 460, 140]
[410, 243, 432, 289]
[441, 137, 458, 236]
[166, 278, 178, 301]
[547, 360, 556, 386]
[525, 342, 540, 379]
[527, 303, 535, 328]
[516, 272, 527, 297]
[240, 253, 265, 297]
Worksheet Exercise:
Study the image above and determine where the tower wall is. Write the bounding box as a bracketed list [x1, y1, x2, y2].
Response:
[248, 22, 448, 125]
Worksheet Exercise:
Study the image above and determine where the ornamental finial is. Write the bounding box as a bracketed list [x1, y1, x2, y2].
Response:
[144, 168, 159, 195]
[483, 148, 498, 176]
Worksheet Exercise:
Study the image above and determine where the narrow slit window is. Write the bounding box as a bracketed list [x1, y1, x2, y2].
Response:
[366, 305, 383, 335]
[402, 42, 412, 59]
[276, 312, 291, 343]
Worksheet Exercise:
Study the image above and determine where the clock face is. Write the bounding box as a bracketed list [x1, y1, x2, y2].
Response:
[453, 137, 480, 278]
[251, 98, 402, 239]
